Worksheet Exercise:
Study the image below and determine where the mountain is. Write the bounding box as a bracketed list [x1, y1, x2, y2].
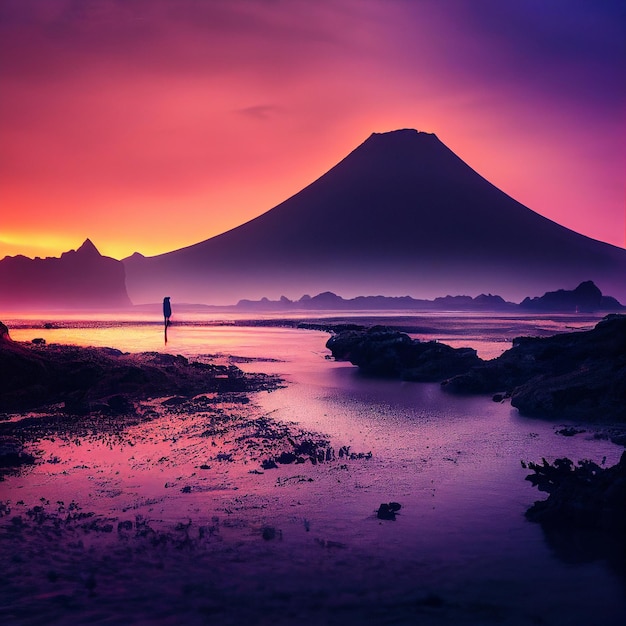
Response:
[122, 128, 626, 305]
[0, 239, 132, 310]
[236, 281, 623, 312]
[520, 280, 624, 312]
[236, 291, 517, 312]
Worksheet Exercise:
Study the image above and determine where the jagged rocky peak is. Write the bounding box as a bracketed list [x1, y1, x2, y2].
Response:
[60, 238, 102, 260]
[77, 238, 100, 255]
[125, 251, 146, 261]
[0, 237, 132, 309]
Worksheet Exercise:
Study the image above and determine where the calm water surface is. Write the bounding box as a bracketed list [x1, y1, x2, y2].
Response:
[3, 312, 624, 625]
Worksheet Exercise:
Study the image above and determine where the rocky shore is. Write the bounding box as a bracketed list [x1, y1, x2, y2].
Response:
[327, 314, 626, 422]
[523, 452, 626, 576]
[0, 320, 279, 415]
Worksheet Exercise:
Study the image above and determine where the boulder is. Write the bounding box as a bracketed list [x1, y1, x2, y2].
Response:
[443, 314, 626, 421]
[327, 326, 482, 381]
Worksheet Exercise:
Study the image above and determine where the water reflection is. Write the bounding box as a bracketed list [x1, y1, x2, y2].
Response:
[3, 312, 624, 624]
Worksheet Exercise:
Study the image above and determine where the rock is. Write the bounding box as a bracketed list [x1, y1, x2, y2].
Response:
[0, 321, 10, 341]
[443, 314, 626, 422]
[262, 526, 277, 540]
[0, 325, 281, 412]
[276, 451, 297, 464]
[525, 452, 626, 533]
[107, 394, 135, 415]
[520, 281, 624, 313]
[0, 436, 35, 468]
[327, 326, 482, 381]
[64, 392, 91, 415]
[377, 502, 401, 520]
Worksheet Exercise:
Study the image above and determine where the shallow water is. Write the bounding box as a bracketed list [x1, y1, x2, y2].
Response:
[2, 313, 624, 625]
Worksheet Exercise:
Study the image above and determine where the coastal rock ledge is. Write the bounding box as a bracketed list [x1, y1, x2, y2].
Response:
[327, 315, 626, 422]
[0, 321, 279, 413]
[326, 325, 482, 382]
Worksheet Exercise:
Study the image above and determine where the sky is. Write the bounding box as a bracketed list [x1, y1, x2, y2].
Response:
[1, 0, 624, 260]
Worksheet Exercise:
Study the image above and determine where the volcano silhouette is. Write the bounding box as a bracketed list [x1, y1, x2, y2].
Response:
[123, 129, 626, 305]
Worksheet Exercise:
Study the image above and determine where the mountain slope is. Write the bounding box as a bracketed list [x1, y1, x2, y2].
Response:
[123, 129, 626, 304]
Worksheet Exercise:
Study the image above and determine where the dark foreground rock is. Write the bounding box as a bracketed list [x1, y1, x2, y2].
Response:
[443, 314, 626, 421]
[326, 325, 482, 381]
[0, 322, 280, 413]
[525, 452, 626, 531]
[524, 453, 626, 574]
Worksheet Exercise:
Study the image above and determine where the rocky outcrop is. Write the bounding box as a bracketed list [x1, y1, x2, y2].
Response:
[326, 325, 482, 381]
[443, 314, 626, 421]
[520, 280, 624, 312]
[0, 323, 279, 413]
[525, 453, 626, 532]
[0, 239, 132, 310]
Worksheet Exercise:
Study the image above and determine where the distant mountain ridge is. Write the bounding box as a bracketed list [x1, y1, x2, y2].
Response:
[0, 239, 131, 310]
[236, 282, 624, 313]
[122, 129, 626, 305]
[236, 291, 517, 311]
[519, 280, 623, 313]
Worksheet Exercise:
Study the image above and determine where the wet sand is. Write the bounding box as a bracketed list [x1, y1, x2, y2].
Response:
[1, 320, 625, 625]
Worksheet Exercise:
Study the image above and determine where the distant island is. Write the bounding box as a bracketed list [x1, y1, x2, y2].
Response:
[235, 281, 624, 313]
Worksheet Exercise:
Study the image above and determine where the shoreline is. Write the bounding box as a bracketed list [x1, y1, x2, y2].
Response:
[1, 319, 625, 625]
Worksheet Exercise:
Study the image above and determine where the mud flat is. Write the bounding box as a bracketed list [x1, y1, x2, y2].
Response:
[1, 321, 625, 625]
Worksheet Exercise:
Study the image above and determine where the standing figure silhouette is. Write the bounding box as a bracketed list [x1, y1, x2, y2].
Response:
[163, 297, 172, 344]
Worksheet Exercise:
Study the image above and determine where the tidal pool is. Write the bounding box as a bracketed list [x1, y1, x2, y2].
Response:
[1, 313, 624, 625]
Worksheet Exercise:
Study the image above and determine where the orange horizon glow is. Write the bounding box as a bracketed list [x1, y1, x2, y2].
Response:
[1, 1, 624, 261]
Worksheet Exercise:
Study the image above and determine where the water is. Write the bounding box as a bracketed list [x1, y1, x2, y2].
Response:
[1, 312, 624, 625]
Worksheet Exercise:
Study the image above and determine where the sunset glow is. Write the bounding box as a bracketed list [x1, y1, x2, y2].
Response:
[1, 0, 624, 260]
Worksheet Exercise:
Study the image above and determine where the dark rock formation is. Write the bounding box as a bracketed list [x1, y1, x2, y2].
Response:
[520, 280, 625, 312]
[443, 314, 626, 421]
[326, 325, 483, 381]
[0, 322, 279, 413]
[524, 453, 626, 573]
[377, 502, 402, 520]
[0, 436, 36, 469]
[0, 239, 132, 310]
[525, 453, 626, 532]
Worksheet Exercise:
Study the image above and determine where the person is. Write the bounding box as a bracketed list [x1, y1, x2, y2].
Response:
[163, 297, 172, 327]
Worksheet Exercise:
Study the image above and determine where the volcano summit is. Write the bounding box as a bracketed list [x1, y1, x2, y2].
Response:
[123, 129, 626, 305]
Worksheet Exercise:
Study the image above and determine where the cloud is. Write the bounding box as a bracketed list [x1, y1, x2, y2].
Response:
[235, 105, 281, 121]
